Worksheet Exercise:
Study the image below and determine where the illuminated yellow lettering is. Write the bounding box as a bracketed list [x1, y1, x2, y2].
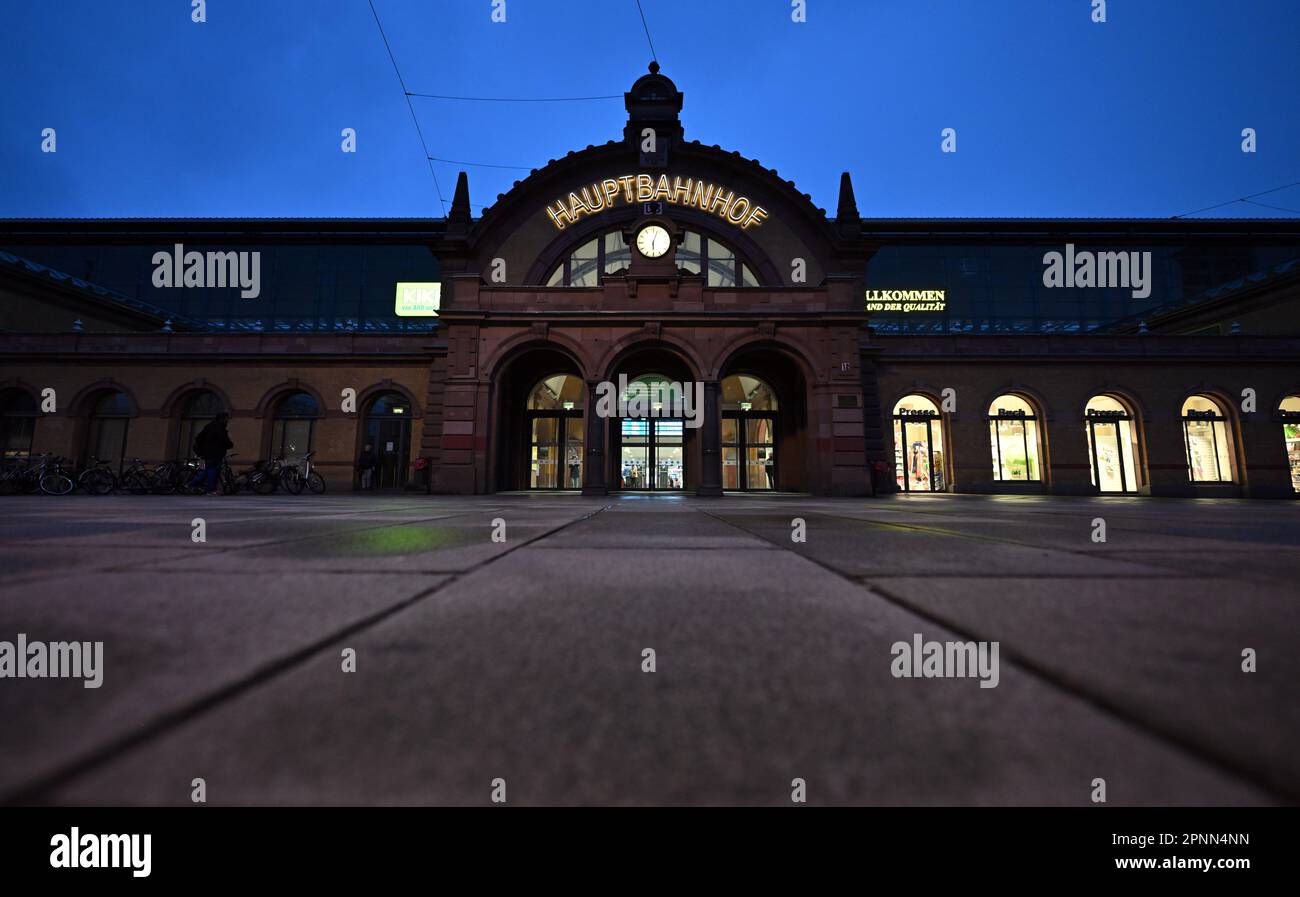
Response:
[635, 174, 654, 202]
[619, 175, 636, 203]
[688, 179, 711, 210]
[741, 205, 768, 229]
[672, 176, 691, 205]
[568, 191, 589, 218]
[727, 196, 750, 224]
[582, 184, 604, 212]
[546, 199, 572, 229]
[709, 188, 734, 217]
[602, 178, 620, 209]
[653, 174, 672, 202]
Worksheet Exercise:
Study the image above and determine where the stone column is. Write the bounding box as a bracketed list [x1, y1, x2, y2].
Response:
[696, 379, 723, 497]
[581, 378, 608, 496]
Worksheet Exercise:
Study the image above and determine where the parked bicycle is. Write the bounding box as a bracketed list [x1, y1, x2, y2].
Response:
[77, 457, 118, 495]
[11, 453, 77, 495]
[281, 451, 326, 495]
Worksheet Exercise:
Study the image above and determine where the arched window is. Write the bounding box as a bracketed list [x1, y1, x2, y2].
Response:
[721, 375, 779, 491]
[545, 227, 760, 287]
[1084, 395, 1140, 493]
[86, 391, 132, 471]
[1182, 395, 1233, 483]
[270, 391, 320, 458]
[892, 395, 945, 492]
[176, 390, 226, 460]
[0, 389, 38, 461]
[1280, 395, 1300, 493]
[617, 374, 685, 491]
[527, 375, 583, 489]
[364, 391, 413, 490]
[987, 394, 1042, 482]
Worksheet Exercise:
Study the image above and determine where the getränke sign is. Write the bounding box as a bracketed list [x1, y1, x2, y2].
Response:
[546, 174, 769, 231]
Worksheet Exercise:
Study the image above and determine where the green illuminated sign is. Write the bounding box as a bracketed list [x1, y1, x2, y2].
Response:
[395, 282, 441, 316]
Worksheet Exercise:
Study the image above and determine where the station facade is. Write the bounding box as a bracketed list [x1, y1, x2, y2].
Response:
[2, 66, 1298, 498]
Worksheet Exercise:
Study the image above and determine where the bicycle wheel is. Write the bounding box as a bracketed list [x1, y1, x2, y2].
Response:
[307, 471, 326, 494]
[79, 469, 114, 496]
[40, 473, 74, 496]
[252, 471, 277, 495]
[281, 468, 304, 495]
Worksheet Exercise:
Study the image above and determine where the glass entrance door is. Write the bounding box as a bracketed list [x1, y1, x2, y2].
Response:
[894, 415, 944, 492]
[618, 418, 684, 491]
[1087, 419, 1136, 493]
[529, 412, 583, 489]
[722, 412, 776, 491]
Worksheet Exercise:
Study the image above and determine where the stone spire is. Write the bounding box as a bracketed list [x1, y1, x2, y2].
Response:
[447, 171, 472, 233]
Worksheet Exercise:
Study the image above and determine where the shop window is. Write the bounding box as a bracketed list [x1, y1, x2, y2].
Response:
[270, 391, 320, 459]
[1084, 395, 1140, 493]
[0, 389, 38, 461]
[1278, 395, 1300, 493]
[892, 394, 945, 492]
[1181, 395, 1233, 483]
[987, 394, 1042, 482]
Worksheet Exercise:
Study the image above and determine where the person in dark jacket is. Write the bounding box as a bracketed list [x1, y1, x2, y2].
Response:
[357, 443, 378, 490]
[188, 412, 234, 494]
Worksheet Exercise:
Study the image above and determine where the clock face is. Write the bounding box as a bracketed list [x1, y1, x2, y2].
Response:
[635, 224, 671, 259]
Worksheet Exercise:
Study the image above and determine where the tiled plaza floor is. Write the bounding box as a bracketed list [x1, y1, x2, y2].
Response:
[1, 492, 1296, 805]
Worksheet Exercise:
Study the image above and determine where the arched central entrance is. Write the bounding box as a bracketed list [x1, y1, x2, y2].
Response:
[616, 374, 685, 491]
[493, 345, 586, 492]
[527, 374, 584, 489]
[718, 344, 808, 493]
[721, 374, 779, 491]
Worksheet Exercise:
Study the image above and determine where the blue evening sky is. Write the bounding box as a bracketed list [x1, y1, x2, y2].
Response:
[2, 0, 1297, 219]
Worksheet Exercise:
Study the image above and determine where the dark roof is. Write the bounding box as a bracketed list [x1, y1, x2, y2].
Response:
[0, 249, 203, 330]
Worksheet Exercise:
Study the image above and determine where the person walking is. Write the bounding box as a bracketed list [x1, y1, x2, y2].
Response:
[357, 443, 378, 491]
[188, 412, 234, 494]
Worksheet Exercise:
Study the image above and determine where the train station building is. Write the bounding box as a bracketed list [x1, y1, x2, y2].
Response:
[2, 66, 1298, 498]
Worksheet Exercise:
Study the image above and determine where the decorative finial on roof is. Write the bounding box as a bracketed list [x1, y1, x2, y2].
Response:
[447, 171, 472, 234]
[648, 60, 660, 75]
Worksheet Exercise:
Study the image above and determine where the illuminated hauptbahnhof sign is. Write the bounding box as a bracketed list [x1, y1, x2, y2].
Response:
[547, 174, 769, 231]
[865, 290, 946, 313]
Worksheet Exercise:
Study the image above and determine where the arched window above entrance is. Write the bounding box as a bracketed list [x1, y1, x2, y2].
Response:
[368, 391, 411, 416]
[527, 374, 584, 410]
[721, 375, 778, 411]
[544, 227, 761, 287]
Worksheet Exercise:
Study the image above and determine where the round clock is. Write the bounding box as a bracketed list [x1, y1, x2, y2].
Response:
[635, 224, 671, 259]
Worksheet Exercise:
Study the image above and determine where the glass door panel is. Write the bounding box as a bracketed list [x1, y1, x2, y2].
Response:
[531, 416, 559, 489]
[902, 420, 933, 492]
[563, 417, 584, 488]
